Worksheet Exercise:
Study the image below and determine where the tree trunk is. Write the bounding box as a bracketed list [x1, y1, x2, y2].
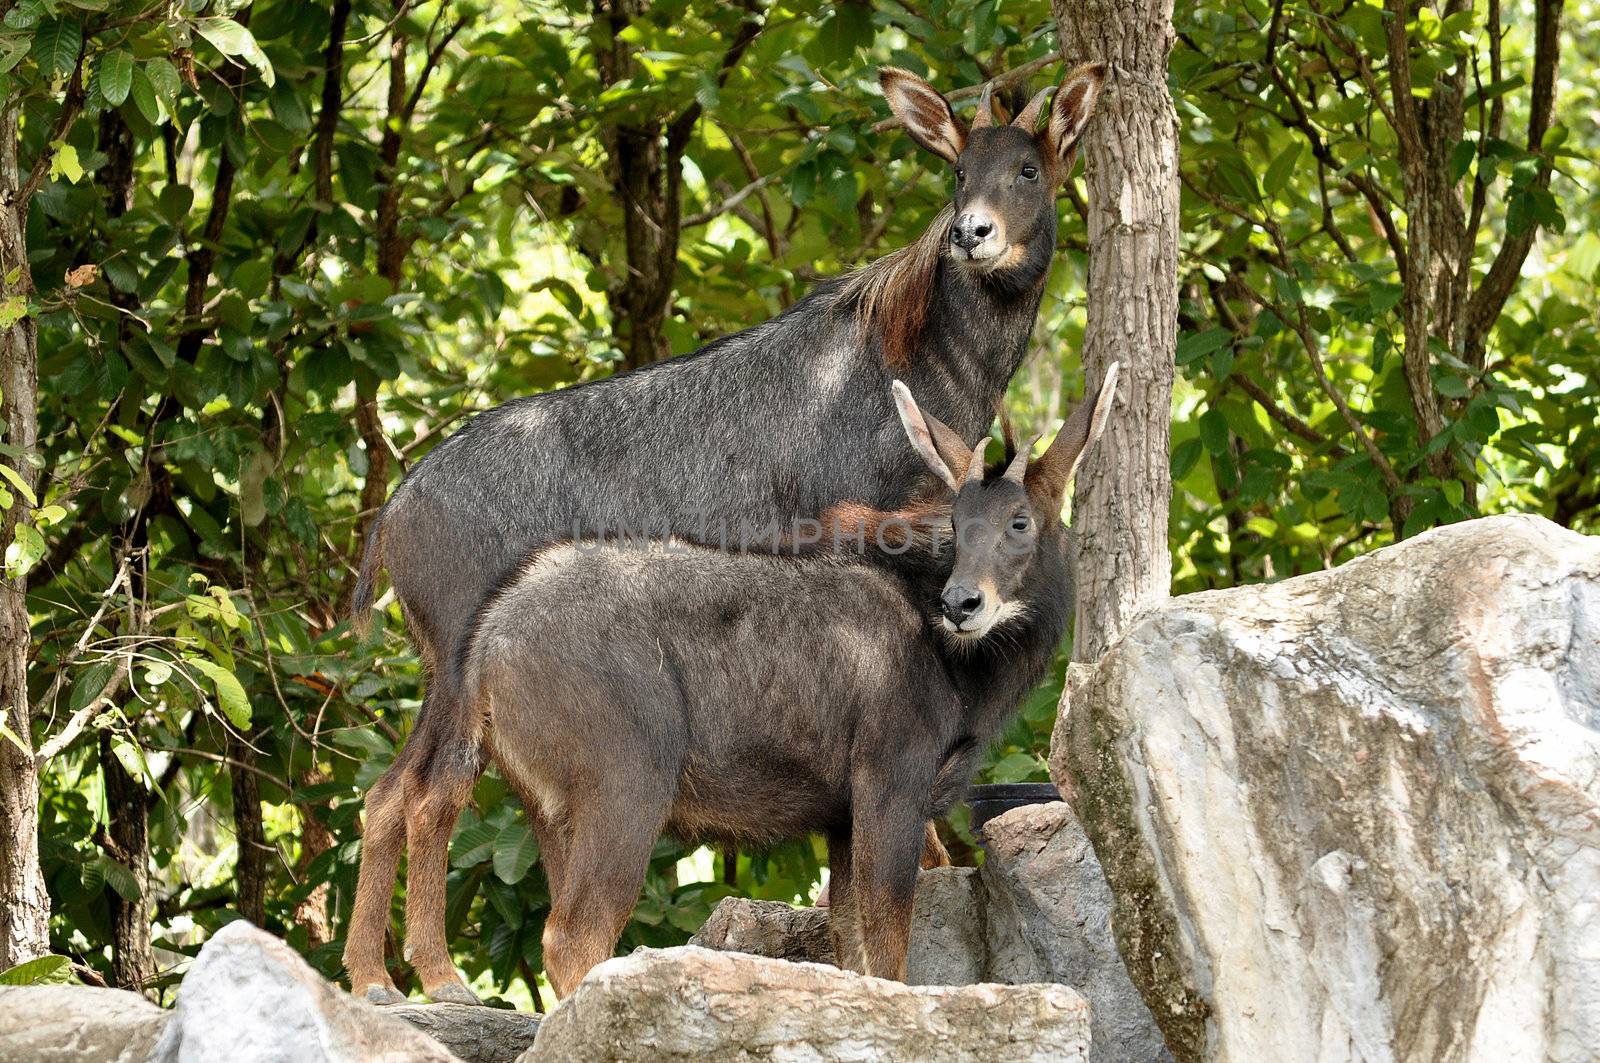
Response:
[1051, 0, 1179, 663]
[292, 771, 334, 948]
[229, 733, 268, 926]
[0, 97, 49, 971]
[98, 733, 155, 990]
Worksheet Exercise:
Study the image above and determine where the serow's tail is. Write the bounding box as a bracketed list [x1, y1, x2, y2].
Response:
[350, 515, 386, 638]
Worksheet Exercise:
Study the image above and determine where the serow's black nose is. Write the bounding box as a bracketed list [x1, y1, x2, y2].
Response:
[951, 213, 996, 252]
[941, 585, 985, 625]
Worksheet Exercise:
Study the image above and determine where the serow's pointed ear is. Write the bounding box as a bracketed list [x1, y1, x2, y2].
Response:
[893, 380, 968, 492]
[1025, 362, 1119, 505]
[880, 67, 966, 165]
[1043, 63, 1106, 178]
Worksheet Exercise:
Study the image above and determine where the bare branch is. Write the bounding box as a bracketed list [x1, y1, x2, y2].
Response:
[1463, 0, 1564, 365]
[681, 172, 777, 227]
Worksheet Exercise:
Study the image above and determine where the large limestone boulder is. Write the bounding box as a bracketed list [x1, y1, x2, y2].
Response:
[691, 816, 1167, 1062]
[151, 920, 460, 1062]
[524, 945, 1089, 1062]
[0, 984, 168, 1062]
[1053, 514, 1600, 1063]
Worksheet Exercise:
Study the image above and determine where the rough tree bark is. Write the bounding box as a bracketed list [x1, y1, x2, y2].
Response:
[98, 733, 155, 990]
[0, 88, 51, 973]
[1044, 8, 1184, 1054]
[229, 730, 268, 927]
[1050, 0, 1179, 663]
[591, 0, 762, 370]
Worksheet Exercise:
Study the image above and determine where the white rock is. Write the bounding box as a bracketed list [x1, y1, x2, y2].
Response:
[1053, 514, 1600, 1062]
[150, 921, 460, 1062]
[0, 984, 168, 1062]
[980, 804, 1171, 1062]
[524, 945, 1089, 1062]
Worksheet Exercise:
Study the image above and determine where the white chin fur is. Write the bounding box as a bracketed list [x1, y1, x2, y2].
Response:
[954, 241, 1005, 264]
[941, 599, 1026, 642]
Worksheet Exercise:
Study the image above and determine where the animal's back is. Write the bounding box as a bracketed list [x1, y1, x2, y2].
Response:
[368, 289, 917, 669]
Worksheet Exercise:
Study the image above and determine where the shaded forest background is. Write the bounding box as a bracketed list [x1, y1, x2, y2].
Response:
[0, 0, 1593, 1008]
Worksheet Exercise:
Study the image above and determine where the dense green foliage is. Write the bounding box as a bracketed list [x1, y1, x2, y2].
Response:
[0, 0, 1592, 1004]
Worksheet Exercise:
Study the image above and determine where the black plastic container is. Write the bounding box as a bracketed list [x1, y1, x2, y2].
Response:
[967, 782, 1063, 842]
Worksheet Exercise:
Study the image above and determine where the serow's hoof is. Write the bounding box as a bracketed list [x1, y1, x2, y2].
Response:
[426, 980, 485, 1006]
[361, 983, 407, 1006]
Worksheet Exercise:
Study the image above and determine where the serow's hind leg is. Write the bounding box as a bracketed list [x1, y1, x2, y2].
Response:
[404, 733, 485, 1005]
[343, 757, 410, 1004]
[541, 791, 665, 999]
[825, 832, 865, 973]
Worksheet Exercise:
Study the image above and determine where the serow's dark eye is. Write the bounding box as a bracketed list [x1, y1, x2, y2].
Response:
[1010, 517, 1030, 533]
[956, 168, 966, 183]
[1020, 165, 1039, 181]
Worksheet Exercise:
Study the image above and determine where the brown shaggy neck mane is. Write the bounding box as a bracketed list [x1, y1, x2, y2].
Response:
[839, 206, 955, 368]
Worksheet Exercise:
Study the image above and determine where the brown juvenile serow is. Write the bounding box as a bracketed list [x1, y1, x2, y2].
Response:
[348, 370, 1116, 1002]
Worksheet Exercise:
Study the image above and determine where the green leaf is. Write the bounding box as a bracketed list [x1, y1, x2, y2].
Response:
[0, 719, 29, 757]
[0, 35, 29, 74]
[32, 18, 82, 78]
[492, 821, 538, 884]
[805, 3, 873, 67]
[68, 659, 115, 713]
[48, 143, 82, 185]
[193, 18, 275, 87]
[1176, 327, 1231, 366]
[145, 57, 179, 101]
[0, 463, 35, 507]
[1170, 437, 1203, 479]
[329, 727, 391, 756]
[0, 955, 71, 986]
[450, 819, 500, 868]
[110, 737, 153, 788]
[95, 854, 141, 901]
[1262, 143, 1301, 196]
[128, 66, 159, 123]
[1198, 408, 1231, 455]
[96, 48, 132, 105]
[2, 1, 45, 31]
[185, 658, 251, 729]
[5, 522, 44, 578]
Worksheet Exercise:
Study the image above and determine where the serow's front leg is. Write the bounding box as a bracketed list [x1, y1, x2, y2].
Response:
[849, 794, 926, 982]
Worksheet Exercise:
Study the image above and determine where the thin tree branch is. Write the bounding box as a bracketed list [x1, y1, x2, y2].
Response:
[680, 172, 777, 227]
[1463, 0, 1563, 364]
[17, 53, 88, 209]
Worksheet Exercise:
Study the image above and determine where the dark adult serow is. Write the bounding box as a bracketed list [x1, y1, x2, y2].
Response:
[344, 63, 1106, 1005]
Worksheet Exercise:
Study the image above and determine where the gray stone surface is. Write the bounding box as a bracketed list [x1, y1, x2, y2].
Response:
[389, 1003, 540, 1063]
[1053, 514, 1600, 1063]
[0, 984, 168, 1063]
[524, 945, 1089, 1062]
[151, 920, 460, 1062]
[979, 804, 1171, 1062]
[689, 867, 985, 987]
[905, 865, 985, 987]
[689, 896, 834, 965]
